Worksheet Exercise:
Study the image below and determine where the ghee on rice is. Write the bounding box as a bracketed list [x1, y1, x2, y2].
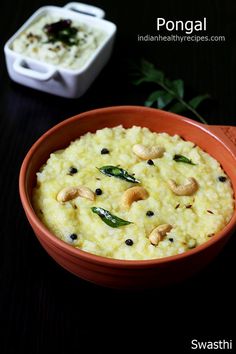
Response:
[33, 126, 234, 260]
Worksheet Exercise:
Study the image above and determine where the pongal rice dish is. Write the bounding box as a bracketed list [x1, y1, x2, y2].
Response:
[33, 126, 234, 260]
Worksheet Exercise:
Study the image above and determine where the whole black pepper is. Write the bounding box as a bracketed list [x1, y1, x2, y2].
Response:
[218, 176, 227, 182]
[125, 239, 133, 246]
[95, 188, 103, 195]
[146, 210, 154, 217]
[101, 148, 110, 155]
[168, 238, 174, 242]
[69, 167, 78, 175]
[70, 233, 78, 240]
[147, 159, 154, 165]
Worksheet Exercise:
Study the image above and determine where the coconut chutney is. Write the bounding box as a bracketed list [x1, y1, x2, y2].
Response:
[11, 14, 106, 70]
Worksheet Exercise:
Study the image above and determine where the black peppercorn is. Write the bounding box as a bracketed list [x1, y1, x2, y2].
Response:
[218, 176, 227, 182]
[69, 167, 78, 175]
[125, 239, 133, 246]
[95, 188, 103, 195]
[147, 159, 154, 165]
[146, 210, 154, 217]
[101, 148, 110, 154]
[168, 238, 174, 242]
[70, 233, 78, 241]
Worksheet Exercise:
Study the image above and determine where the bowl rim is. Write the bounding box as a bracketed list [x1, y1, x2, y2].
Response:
[19, 105, 236, 268]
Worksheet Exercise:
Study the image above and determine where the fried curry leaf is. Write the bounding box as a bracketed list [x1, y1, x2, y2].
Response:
[43, 19, 78, 46]
[91, 207, 132, 228]
[98, 165, 140, 183]
[173, 154, 196, 165]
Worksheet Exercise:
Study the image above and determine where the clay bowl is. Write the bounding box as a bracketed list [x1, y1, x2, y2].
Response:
[19, 106, 236, 289]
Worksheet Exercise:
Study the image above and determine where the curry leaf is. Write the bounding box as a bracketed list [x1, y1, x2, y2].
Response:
[132, 77, 147, 86]
[170, 79, 184, 98]
[139, 59, 165, 83]
[91, 207, 132, 228]
[173, 154, 196, 165]
[145, 90, 174, 108]
[98, 165, 140, 183]
[168, 102, 187, 114]
[140, 58, 155, 73]
[145, 90, 166, 107]
[43, 19, 78, 46]
[156, 91, 174, 109]
[188, 94, 210, 109]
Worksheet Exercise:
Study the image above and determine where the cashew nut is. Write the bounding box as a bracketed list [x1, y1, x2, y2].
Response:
[149, 224, 173, 245]
[168, 177, 198, 196]
[132, 144, 165, 160]
[121, 186, 149, 209]
[57, 186, 95, 203]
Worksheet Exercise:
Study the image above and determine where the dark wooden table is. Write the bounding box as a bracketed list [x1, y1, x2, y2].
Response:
[1, 1, 235, 353]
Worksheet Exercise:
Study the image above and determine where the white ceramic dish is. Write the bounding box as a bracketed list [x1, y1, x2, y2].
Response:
[4, 2, 116, 98]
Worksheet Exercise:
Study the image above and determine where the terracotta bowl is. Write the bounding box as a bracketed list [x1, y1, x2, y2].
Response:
[19, 106, 236, 289]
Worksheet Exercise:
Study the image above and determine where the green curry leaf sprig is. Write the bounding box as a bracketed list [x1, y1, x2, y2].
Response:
[131, 59, 209, 124]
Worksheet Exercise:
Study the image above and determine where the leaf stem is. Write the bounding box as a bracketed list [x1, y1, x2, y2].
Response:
[158, 81, 208, 124]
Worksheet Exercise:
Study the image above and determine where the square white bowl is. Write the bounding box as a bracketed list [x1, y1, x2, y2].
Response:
[4, 2, 117, 98]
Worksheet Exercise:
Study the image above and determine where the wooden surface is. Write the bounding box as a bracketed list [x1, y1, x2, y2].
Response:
[0, 0, 235, 352]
